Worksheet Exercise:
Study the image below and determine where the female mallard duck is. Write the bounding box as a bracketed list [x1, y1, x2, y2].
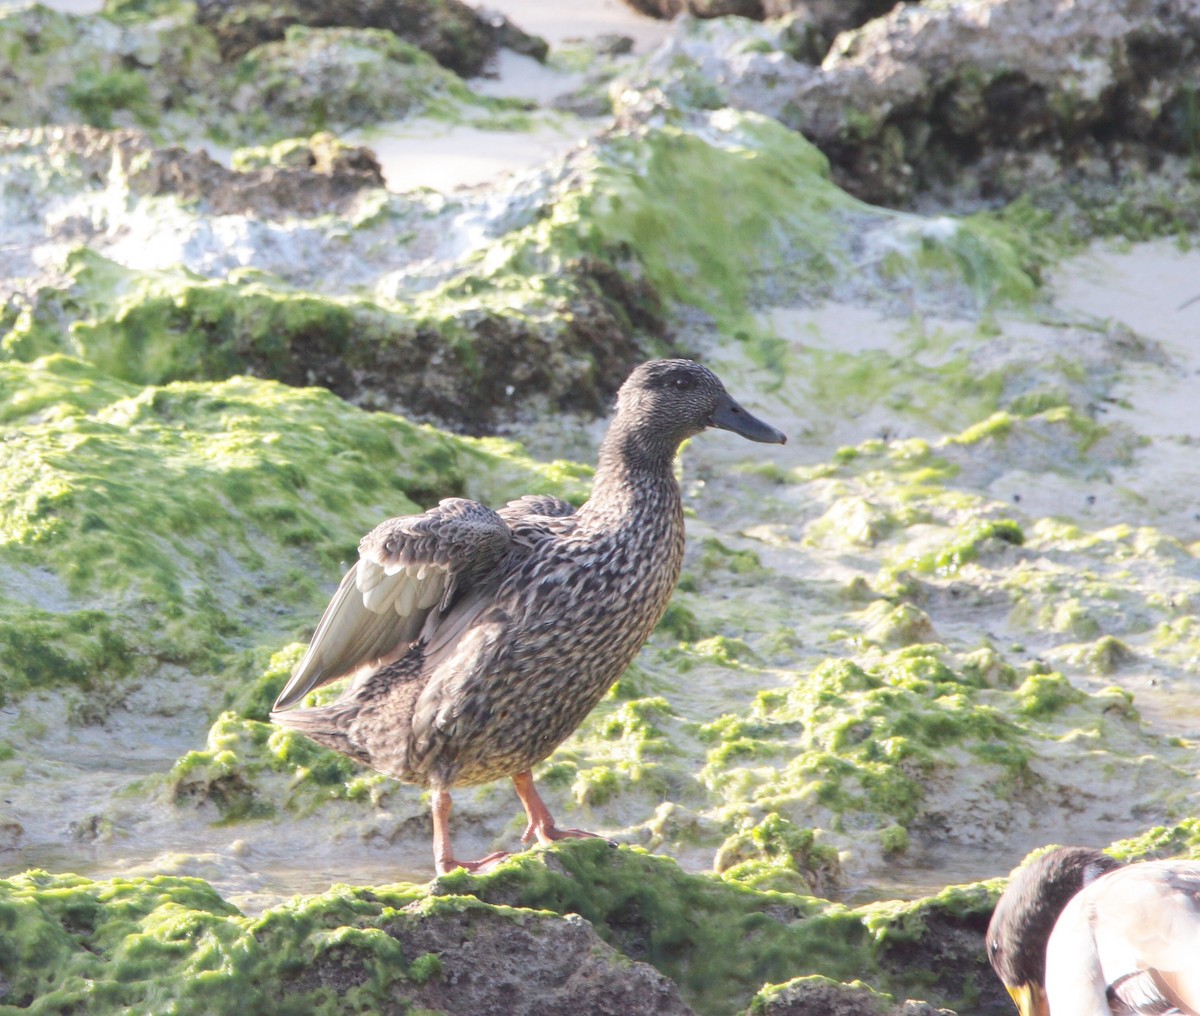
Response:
[987, 845, 1200, 1015]
[271, 359, 786, 874]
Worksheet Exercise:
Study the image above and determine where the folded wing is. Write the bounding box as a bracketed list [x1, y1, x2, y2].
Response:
[272, 498, 515, 712]
[1087, 861, 1200, 1015]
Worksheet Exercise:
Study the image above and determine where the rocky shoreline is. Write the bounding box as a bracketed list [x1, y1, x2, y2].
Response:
[3, 0, 1200, 1013]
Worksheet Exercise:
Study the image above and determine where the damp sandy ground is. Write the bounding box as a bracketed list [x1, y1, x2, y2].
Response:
[350, 0, 674, 192]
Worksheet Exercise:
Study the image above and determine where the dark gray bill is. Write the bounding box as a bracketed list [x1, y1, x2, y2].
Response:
[709, 394, 787, 444]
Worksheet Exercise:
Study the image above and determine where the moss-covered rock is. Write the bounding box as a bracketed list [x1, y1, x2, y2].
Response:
[0, 354, 587, 702]
[630, 0, 1200, 210]
[105, 0, 549, 74]
[222, 25, 466, 141]
[0, 4, 217, 134]
[0, 861, 694, 1015]
[4, 248, 659, 433]
[0, 2, 519, 145]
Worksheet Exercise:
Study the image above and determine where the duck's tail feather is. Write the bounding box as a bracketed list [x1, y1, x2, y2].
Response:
[269, 703, 371, 767]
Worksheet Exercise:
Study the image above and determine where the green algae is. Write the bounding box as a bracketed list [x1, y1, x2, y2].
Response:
[879, 211, 1040, 308]
[859, 601, 938, 648]
[713, 812, 842, 894]
[745, 976, 897, 1015]
[222, 24, 478, 143]
[444, 110, 1042, 371]
[805, 496, 900, 549]
[798, 338, 1009, 436]
[66, 66, 156, 129]
[906, 518, 1025, 577]
[0, 869, 437, 1015]
[1015, 671, 1086, 717]
[1070, 634, 1135, 675]
[402, 110, 849, 359]
[0, 3, 509, 145]
[4, 249, 411, 391]
[695, 648, 1027, 835]
[0, 606, 139, 705]
[436, 840, 997, 1015]
[0, 354, 587, 704]
[168, 709, 384, 819]
[439, 842, 868, 1015]
[0, 844, 1003, 1016]
[949, 404, 1110, 458]
[543, 687, 696, 809]
[1109, 818, 1200, 862]
[0, 4, 219, 136]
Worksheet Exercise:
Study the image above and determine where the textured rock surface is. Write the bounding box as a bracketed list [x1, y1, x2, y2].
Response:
[619, 0, 897, 46]
[185, 0, 549, 72]
[747, 976, 956, 1016]
[387, 901, 696, 1015]
[627, 0, 1200, 206]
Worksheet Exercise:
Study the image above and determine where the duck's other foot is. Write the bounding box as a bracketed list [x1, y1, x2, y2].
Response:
[520, 820, 599, 846]
[435, 850, 510, 876]
[513, 769, 615, 847]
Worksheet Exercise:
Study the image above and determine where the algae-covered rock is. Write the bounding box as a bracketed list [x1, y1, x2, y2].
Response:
[0, 2, 522, 145]
[0, 863, 694, 1015]
[0, 125, 383, 227]
[3, 248, 655, 433]
[0, 353, 588, 702]
[223, 25, 464, 140]
[746, 975, 957, 1016]
[624, 0, 1200, 208]
[617, 0, 895, 52]
[176, 0, 549, 73]
[436, 841, 991, 1015]
[0, 4, 218, 134]
[1, 104, 1052, 437]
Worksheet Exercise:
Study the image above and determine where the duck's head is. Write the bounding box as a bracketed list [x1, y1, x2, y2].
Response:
[987, 846, 1124, 1016]
[614, 359, 786, 453]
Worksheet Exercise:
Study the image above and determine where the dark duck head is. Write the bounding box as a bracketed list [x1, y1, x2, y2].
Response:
[596, 359, 785, 478]
[988, 847, 1124, 1016]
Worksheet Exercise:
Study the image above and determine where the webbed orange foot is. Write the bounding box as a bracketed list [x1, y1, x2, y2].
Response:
[435, 850, 510, 876]
[513, 769, 615, 847]
[431, 788, 511, 877]
[520, 821, 599, 846]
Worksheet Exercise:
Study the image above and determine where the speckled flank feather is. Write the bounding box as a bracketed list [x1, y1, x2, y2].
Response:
[270, 359, 785, 866]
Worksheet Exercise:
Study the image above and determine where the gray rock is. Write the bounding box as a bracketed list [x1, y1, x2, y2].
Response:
[631, 0, 1200, 207]
[384, 900, 697, 1016]
[745, 976, 958, 1016]
[150, 0, 549, 74]
[0, 126, 383, 219]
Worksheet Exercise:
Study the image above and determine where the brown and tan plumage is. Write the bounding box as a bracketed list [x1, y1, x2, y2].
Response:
[987, 845, 1200, 1016]
[270, 359, 786, 874]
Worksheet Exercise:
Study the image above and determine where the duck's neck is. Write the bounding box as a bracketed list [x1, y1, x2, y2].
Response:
[586, 423, 682, 520]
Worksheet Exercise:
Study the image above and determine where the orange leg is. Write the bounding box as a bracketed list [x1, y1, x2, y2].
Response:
[431, 788, 509, 875]
[512, 769, 601, 846]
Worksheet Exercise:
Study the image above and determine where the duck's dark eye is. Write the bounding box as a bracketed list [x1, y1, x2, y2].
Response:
[672, 375, 696, 391]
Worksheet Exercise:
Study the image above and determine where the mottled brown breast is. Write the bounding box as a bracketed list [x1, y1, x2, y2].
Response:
[412, 483, 685, 788]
